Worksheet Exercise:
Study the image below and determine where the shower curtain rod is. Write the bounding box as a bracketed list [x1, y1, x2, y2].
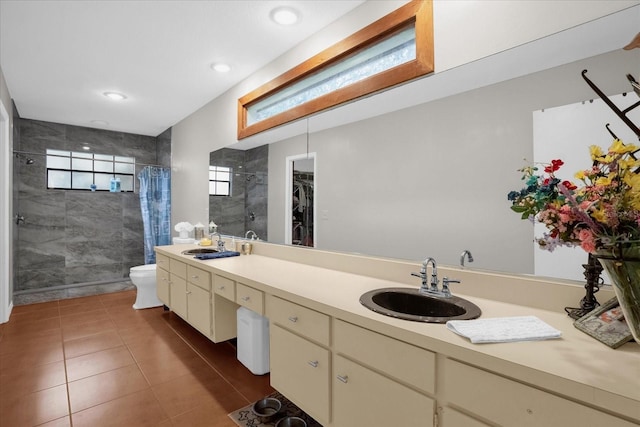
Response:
[12, 149, 169, 168]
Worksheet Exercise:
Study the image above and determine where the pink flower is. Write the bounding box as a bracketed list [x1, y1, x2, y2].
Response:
[577, 229, 597, 253]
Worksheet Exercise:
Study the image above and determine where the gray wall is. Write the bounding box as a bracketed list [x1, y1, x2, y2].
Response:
[14, 118, 170, 292]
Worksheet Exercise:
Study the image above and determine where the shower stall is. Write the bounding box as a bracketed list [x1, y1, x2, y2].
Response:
[11, 117, 171, 301]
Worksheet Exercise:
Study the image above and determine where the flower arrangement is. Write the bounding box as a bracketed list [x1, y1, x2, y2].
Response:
[507, 139, 640, 253]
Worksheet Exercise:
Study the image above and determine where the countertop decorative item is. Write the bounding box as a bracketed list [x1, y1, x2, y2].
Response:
[508, 138, 640, 344]
[574, 296, 633, 348]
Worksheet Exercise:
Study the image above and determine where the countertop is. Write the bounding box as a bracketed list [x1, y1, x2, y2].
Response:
[156, 244, 640, 421]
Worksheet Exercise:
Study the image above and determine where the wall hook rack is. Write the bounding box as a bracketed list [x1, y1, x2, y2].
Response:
[581, 69, 640, 140]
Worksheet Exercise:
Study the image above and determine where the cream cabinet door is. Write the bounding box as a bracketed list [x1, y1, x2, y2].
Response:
[440, 407, 491, 427]
[333, 354, 434, 427]
[187, 283, 211, 338]
[270, 325, 330, 425]
[170, 274, 187, 319]
[156, 267, 170, 306]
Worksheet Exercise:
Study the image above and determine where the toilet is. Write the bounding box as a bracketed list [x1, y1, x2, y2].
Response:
[129, 264, 163, 309]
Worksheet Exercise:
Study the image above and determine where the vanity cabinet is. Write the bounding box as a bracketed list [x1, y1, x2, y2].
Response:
[333, 319, 436, 427]
[156, 256, 238, 343]
[442, 358, 637, 427]
[156, 254, 170, 305]
[267, 295, 331, 425]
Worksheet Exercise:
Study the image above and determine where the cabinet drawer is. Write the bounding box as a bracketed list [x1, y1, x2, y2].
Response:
[169, 258, 186, 279]
[334, 319, 435, 394]
[213, 275, 236, 301]
[187, 265, 210, 291]
[236, 283, 264, 315]
[271, 325, 330, 425]
[267, 296, 330, 346]
[156, 253, 169, 270]
[444, 359, 637, 427]
[333, 354, 434, 427]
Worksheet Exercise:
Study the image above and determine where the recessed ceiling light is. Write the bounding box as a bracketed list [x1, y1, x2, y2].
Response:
[82, 145, 91, 151]
[103, 91, 127, 101]
[211, 63, 231, 73]
[270, 7, 299, 26]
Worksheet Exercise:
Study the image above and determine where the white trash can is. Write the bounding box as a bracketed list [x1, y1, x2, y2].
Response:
[237, 306, 270, 375]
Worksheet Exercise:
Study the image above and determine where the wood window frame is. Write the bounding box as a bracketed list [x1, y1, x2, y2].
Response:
[237, 0, 433, 140]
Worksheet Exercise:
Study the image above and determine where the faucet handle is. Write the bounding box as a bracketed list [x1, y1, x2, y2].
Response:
[441, 277, 460, 297]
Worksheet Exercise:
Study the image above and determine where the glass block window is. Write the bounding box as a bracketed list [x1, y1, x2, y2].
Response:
[46, 149, 135, 191]
[209, 165, 231, 196]
[238, 0, 433, 139]
[247, 24, 416, 126]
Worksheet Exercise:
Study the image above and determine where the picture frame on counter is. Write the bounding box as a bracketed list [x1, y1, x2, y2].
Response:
[574, 297, 634, 349]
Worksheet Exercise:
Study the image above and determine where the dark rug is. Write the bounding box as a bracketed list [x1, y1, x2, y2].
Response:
[228, 391, 322, 427]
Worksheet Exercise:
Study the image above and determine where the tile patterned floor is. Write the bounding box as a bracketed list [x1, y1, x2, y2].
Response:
[0, 290, 274, 426]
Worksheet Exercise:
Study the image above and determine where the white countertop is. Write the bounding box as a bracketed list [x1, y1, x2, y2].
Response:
[156, 244, 640, 421]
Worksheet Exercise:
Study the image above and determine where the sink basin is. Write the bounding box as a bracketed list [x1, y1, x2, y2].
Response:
[359, 287, 481, 323]
[181, 248, 218, 255]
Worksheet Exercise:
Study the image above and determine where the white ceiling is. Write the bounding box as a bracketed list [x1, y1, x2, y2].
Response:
[0, 0, 365, 137]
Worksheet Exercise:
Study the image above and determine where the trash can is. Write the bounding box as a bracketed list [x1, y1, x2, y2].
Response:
[237, 306, 270, 375]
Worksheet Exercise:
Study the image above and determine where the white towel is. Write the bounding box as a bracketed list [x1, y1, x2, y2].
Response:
[446, 316, 562, 344]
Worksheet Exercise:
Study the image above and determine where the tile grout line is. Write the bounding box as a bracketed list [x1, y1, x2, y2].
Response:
[59, 300, 75, 427]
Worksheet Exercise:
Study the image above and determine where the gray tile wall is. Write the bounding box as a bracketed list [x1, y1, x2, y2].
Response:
[14, 119, 171, 292]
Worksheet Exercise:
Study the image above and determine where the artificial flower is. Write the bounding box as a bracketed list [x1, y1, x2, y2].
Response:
[508, 139, 640, 253]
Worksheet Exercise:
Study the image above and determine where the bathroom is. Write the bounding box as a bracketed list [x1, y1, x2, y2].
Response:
[1, 2, 639, 426]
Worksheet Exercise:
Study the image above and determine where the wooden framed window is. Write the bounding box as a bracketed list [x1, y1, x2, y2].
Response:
[238, 0, 433, 139]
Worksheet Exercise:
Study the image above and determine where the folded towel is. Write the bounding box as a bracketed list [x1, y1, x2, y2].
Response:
[446, 316, 562, 344]
[194, 251, 240, 260]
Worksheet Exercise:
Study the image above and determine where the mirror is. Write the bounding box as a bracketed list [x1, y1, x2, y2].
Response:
[209, 38, 639, 281]
[209, 145, 268, 240]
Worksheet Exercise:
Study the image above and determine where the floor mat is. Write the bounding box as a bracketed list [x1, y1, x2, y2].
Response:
[228, 391, 322, 427]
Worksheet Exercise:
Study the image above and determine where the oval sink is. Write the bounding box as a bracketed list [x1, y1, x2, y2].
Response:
[181, 248, 218, 255]
[360, 287, 481, 323]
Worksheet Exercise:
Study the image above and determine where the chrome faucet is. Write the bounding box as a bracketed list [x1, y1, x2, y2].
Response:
[411, 257, 459, 298]
[245, 230, 258, 240]
[211, 232, 226, 252]
[460, 250, 474, 268]
[411, 257, 439, 294]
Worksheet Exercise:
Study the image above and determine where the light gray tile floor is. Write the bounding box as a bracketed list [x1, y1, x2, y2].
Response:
[13, 281, 136, 305]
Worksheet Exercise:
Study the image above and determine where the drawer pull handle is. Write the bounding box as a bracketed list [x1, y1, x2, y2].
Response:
[288, 316, 298, 323]
[218, 285, 225, 290]
[336, 375, 349, 383]
[191, 275, 199, 279]
[186, 291, 192, 295]
[241, 296, 250, 302]
[162, 278, 167, 281]
[308, 360, 319, 368]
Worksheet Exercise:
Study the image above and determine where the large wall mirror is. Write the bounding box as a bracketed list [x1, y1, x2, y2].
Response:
[209, 9, 639, 283]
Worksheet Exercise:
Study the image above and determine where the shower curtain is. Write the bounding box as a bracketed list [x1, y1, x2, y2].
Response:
[138, 166, 171, 264]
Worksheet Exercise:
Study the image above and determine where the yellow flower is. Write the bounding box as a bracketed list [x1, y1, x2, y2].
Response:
[595, 175, 613, 186]
[609, 139, 637, 155]
[590, 145, 604, 160]
[574, 170, 586, 180]
[591, 207, 608, 224]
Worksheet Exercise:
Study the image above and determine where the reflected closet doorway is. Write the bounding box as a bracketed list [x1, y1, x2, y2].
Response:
[285, 153, 316, 247]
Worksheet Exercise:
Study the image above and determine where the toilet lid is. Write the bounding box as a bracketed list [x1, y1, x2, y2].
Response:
[130, 264, 157, 272]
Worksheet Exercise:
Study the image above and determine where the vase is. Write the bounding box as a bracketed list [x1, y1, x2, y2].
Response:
[595, 245, 640, 345]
